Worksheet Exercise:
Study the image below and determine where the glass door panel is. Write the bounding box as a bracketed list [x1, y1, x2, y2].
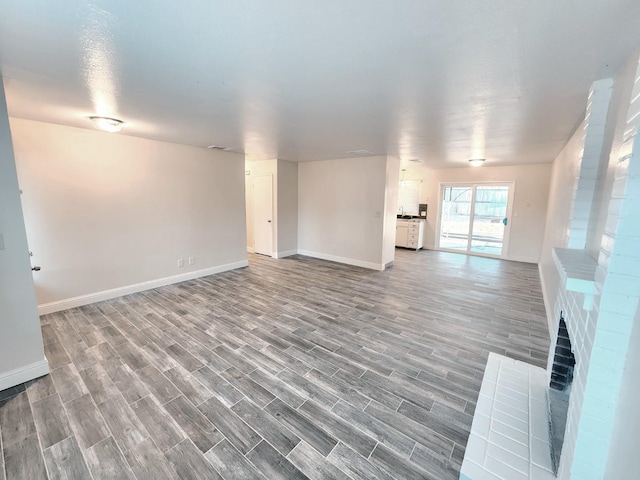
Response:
[439, 186, 473, 251]
[469, 186, 509, 255]
[438, 183, 513, 258]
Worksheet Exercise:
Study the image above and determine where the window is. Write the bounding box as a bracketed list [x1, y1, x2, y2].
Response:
[398, 179, 420, 215]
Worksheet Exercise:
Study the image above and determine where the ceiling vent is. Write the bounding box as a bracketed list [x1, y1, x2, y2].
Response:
[346, 149, 374, 156]
[206, 145, 233, 151]
[408, 158, 422, 163]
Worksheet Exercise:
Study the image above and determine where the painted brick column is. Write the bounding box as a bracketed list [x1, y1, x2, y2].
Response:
[567, 79, 614, 249]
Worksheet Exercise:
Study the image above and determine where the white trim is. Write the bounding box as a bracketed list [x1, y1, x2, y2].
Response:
[297, 249, 385, 271]
[37, 260, 249, 315]
[274, 249, 297, 259]
[538, 262, 556, 342]
[247, 246, 255, 253]
[0, 358, 49, 391]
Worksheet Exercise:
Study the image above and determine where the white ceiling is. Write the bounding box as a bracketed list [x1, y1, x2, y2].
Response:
[1, 1, 640, 168]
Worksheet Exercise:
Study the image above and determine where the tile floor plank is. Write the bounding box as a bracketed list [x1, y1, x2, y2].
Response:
[25, 375, 56, 403]
[165, 439, 223, 480]
[410, 443, 461, 480]
[85, 436, 136, 480]
[331, 399, 416, 458]
[31, 393, 72, 449]
[131, 396, 185, 452]
[79, 365, 120, 405]
[247, 440, 309, 480]
[220, 367, 275, 408]
[231, 398, 301, 456]
[327, 442, 395, 480]
[3, 434, 47, 480]
[205, 438, 268, 480]
[197, 395, 262, 454]
[370, 442, 437, 480]
[0, 392, 36, 447]
[124, 437, 179, 480]
[137, 365, 181, 404]
[44, 436, 91, 480]
[98, 395, 149, 451]
[298, 400, 377, 458]
[65, 394, 110, 450]
[247, 368, 306, 408]
[166, 344, 204, 372]
[192, 366, 245, 406]
[264, 398, 337, 457]
[164, 365, 214, 406]
[165, 395, 223, 452]
[365, 400, 455, 459]
[51, 364, 89, 403]
[287, 441, 351, 480]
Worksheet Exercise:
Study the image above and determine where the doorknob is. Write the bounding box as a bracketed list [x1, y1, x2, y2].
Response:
[32, 266, 41, 271]
[267, 220, 272, 223]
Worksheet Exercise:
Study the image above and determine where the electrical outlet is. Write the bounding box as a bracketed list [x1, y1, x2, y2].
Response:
[177, 259, 185, 268]
[188, 257, 195, 265]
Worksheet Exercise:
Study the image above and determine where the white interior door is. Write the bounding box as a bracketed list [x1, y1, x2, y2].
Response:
[253, 175, 273, 256]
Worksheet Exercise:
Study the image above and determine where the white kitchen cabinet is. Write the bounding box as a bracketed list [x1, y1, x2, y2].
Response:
[395, 219, 424, 250]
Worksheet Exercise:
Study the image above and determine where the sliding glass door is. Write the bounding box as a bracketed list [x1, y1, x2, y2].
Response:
[438, 183, 514, 257]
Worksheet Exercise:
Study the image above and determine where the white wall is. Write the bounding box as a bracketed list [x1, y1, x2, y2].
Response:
[403, 163, 552, 263]
[298, 155, 389, 270]
[382, 156, 400, 265]
[0, 81, 48, 390]
[538, 123, 586, 331]
[11, 118, 247, 313]
[276, 159, 298, 256]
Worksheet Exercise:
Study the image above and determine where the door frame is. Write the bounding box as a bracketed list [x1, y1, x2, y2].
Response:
[435, 181, 515, 259]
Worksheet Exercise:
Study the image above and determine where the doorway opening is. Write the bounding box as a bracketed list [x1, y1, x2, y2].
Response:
[437, 182, 514, 258]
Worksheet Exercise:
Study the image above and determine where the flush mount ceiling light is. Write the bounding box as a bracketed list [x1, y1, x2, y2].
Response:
[346, 149, 374, 156]
[468, 158, 486, 167]
[89, 116, 123, 133]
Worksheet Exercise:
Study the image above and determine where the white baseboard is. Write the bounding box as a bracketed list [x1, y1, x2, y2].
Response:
[37, 260, 249, 315]
[297, 250, 385, 271]
[0, 358, 49, 391]
[274, 249, 297, 259]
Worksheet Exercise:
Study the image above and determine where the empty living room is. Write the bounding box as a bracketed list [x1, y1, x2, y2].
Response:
[1, 2, 640, 480]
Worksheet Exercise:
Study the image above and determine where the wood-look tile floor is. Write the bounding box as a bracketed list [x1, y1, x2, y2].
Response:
[0, 249, 550, 479]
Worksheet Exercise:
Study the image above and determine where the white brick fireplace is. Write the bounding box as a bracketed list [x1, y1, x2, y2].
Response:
[550, 53, 640, 480]
[462, 48, 640, 480]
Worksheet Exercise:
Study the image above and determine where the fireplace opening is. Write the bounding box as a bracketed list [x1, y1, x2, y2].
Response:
[548, 313, 576, 473]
